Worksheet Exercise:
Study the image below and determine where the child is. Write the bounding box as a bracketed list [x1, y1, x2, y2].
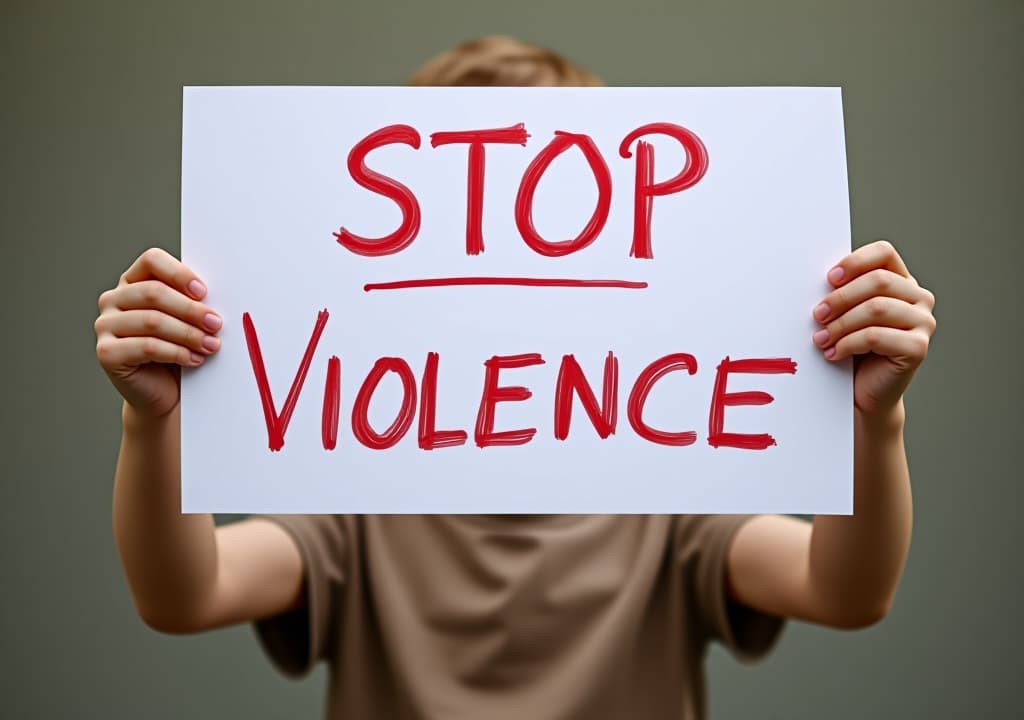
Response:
[95, 36, 937, 720]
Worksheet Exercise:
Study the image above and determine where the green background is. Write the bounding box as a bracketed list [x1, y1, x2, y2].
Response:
[3, 0, 1020, 717]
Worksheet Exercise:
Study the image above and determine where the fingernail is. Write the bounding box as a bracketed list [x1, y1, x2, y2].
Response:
[188, 279, 207, 299]
[813, 329, 830, 346]
[202, 313, 222, 332]
[813, 303, 831, 322]
[190, 352, 205, 365]
[827, 267, 844, 285]
[824, 347, 837, 360]
[201, 335, 220, 353]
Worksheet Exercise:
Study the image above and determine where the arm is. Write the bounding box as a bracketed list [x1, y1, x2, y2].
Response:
[726, 241, 935, 629]
[98, 248, 305, 633]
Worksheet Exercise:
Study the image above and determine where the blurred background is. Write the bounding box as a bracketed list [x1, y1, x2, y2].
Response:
[2, 0, 1020, 717]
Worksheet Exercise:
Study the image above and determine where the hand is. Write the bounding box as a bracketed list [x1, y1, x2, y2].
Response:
[95, 248, 222, 419]
[812, 240, 936, 419]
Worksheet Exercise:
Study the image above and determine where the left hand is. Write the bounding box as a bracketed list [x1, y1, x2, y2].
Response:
[812, 240, 936, 418]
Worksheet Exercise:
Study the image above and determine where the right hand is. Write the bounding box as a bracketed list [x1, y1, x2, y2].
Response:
[95, 248, 223, 419]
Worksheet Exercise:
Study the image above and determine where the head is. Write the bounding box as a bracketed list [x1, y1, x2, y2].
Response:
[409, 36, 603, 88]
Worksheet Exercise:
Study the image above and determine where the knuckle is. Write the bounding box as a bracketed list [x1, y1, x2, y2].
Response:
[827, 314, 845, 337]
[863, 327, 881, 349]
[140, 283, 161, 305]
[142, 310, 162, 333]
[912, 332, 930, 356]
[173, 265, 192, 289]
[97, 289, 112, 311]
[866, 297, 887, 319]
[922, 288, 936, 309]
[141, 337, 160, 360]
[142, 247, 164, 265]
[831, 285, 849, 312]
[875, 239, 895, 256]
[96, 338, 116, 364]
[93, 315, 106, 336]
[872, 269, 893, 294]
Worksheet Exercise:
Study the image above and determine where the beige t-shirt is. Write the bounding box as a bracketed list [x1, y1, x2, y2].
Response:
[256, 515, 783, 720]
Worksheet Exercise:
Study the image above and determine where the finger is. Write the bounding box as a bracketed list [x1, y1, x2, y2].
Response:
[813, 297, 934, 350]
[827, 240, 909, 288]
[96, 335, 206, 371]
[95, 310, 221, 355]
[120, 247, 208, 300]
[919, 286, 936, 311]
[824, 326, 931, 363]
[103, 280, 223, 334]
[813, 269, 928, 323]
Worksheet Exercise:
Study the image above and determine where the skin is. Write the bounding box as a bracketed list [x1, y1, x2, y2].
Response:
[96, 241, 935, 633]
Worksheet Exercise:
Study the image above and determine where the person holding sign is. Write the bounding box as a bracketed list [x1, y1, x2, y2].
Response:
[95, 36, 937, 720]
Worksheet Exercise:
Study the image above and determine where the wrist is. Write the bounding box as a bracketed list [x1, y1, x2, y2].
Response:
[122, 401, 178, 437]
[855, 399, 906, 440]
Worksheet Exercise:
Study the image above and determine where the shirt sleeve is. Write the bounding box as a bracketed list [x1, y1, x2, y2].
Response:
[252, 514, 348, 678]
[676, 514, 785, 663]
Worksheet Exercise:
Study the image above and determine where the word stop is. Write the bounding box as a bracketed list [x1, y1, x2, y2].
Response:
[332, 122, 709, 260]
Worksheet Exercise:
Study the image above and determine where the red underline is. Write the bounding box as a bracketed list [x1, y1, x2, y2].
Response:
[363, 277, 649, 292]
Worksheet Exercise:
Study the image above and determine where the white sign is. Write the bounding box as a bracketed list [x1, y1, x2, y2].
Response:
[181, 86, 852, 514]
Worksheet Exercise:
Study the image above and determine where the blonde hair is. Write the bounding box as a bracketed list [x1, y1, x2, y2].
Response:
[409, 36, 603, 88]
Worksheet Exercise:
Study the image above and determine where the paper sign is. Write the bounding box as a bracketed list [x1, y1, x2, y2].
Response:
[181, 86, 852, 514]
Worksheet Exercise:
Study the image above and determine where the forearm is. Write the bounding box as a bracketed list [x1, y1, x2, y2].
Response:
[100, 249, 307, 632]
[113, 402, 218, 632]
[808, 401, 913, 626]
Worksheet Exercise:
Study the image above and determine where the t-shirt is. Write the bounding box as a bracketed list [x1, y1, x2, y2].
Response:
[255, 515, 783, 720]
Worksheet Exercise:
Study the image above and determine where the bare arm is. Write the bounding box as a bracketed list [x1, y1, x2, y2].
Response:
[727, 241, 935, 629]
[99, 248, 305, 633]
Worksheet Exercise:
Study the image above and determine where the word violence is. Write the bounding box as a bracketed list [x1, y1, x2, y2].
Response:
[333, 121, 708, 259]
[244, 310, 798, 454]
